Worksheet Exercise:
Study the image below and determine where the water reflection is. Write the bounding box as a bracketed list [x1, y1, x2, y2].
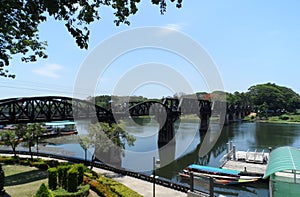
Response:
[47, 120, 300, 197]
[255, 123, 300, 148]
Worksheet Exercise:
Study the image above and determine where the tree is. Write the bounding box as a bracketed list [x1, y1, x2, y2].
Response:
[86, 122, 135, 168]
[0, 0, 183, 78]
[248, 83, 300, 113]
[23, 123, 46, 160]
[78, 135, 90, 162]
[0, 129, 23, 157]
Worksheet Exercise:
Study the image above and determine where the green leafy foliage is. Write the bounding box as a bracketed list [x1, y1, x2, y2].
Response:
[22, 123, 46, 160]
[0, 0, 183, 78]
[84, 173, 142, 197]
[67, 167, 79, 193]
[0, 164, 4, 193]
[0, 130, 22, 157]
[248, 83, 300, 112]
[35, 183, 54, 197]
[48, 168, 58, 190]
[52, 184, 90, 197]
[73, 164, 85, 185]
[58, 165, 71, 189]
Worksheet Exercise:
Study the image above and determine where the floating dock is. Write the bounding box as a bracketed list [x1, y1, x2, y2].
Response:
[220, 142, 270, 176]
[221, 160, 267, 176]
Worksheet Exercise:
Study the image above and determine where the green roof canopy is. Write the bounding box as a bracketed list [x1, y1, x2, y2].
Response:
[263, 146, 300, 179]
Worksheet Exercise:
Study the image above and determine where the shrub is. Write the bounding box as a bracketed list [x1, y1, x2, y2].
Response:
[19, 158, 30, 166]
[0, 164, 4, 193]
[52, 184, 90, 197]
[67, 167, 79, 192]
[74, 164, 85, 185]
[48, 168, 58, 190]
[45, 160, 59, 168]
[32, 161, 48, 170]
[87, 179, 113, 197]
[2, 156, 18, 164]
[84, 174, 142, 197]
[58, 165, 70, 189]
[35, 183, 54, 197]
[279, 115, 289, 120]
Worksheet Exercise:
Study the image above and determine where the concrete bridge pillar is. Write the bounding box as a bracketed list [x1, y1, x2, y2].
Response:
[199, 114, 210, 135]
[156, 112, 180, 147]
[224, 114, 230, 125]
[157, 116, 174, 145]
[237, 111, 242, 120]
[228, 112, 234, 123]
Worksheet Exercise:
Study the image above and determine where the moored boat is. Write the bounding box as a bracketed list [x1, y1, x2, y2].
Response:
[42, 121, 78, 138]
[179, 164, 262, 185]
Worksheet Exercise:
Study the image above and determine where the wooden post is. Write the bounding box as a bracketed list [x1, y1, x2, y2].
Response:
[153, 157, 155, 197]
[227, 143, 230, 160]
[190, 172, 194, 192]
[233, 145, 236, 160]
[209, 177, 214, 197]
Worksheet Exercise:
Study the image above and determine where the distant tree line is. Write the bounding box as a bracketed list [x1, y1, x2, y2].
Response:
[224, 83, 300, 114]
[90, 83, 300, 115]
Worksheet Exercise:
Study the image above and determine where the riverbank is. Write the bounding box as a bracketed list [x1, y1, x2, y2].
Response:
[244, 113, 300, 125]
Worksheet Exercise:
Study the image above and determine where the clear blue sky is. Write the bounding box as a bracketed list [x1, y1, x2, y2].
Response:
[1, 1, 300, 99]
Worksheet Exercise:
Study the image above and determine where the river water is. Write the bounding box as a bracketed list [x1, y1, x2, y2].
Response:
[6, 119, 300, 196]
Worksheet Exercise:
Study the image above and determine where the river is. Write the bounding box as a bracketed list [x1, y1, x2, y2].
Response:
[6, 119, 300, 196]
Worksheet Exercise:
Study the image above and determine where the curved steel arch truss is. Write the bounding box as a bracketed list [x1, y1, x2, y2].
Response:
[0, 96, 115, 124]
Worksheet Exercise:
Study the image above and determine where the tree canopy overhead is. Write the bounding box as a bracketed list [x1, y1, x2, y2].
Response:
[0, 0, 183, 78]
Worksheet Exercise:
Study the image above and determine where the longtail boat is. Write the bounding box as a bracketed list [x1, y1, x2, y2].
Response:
[179, 164, 261, 185]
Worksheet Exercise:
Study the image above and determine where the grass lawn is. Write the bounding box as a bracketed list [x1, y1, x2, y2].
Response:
[2, 164, 48, 197]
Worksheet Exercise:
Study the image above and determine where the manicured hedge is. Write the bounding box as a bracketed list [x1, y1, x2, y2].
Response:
[67, 167, 78, 192]
[74, 164, 84, 185]
[52, 184, 90, 197]
[58, 165, 70, 189]
[35, 183, 54, 197]
[48, 168, 58, 190]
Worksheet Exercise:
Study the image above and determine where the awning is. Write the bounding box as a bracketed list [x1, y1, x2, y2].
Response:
[263, 146, 300, 179]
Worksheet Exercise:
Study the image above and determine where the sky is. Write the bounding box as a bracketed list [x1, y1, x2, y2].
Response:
[1, 1, 300, 100]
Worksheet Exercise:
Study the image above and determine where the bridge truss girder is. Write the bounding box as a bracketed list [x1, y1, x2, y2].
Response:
[0, 96, 115, 124]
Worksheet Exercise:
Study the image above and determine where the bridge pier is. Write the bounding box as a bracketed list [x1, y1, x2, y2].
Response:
[198, 100, 212, 135]
[224, 114, 230, 125]
[199, 114, 210, 135]
[157, 113, 180, 147]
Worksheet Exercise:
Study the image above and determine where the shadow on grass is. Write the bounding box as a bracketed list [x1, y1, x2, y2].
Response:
[4, 169, 47, 186]
[2, 192, 11, 197]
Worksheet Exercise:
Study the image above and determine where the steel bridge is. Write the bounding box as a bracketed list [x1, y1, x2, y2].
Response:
[0, 96, 210, 124]
[0, 96, 250, 125]
[0, 96, 250, 144]
[0, 96, 116, 124]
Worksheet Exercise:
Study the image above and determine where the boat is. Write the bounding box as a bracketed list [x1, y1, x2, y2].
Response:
[42, 121, 78, 138]
[179, 164, 261, 185]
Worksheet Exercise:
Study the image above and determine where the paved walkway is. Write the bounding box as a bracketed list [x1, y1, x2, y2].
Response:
[93, 168, 187, 197]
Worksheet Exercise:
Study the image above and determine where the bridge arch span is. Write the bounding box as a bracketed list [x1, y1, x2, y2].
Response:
[0, 96, 115, 124]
